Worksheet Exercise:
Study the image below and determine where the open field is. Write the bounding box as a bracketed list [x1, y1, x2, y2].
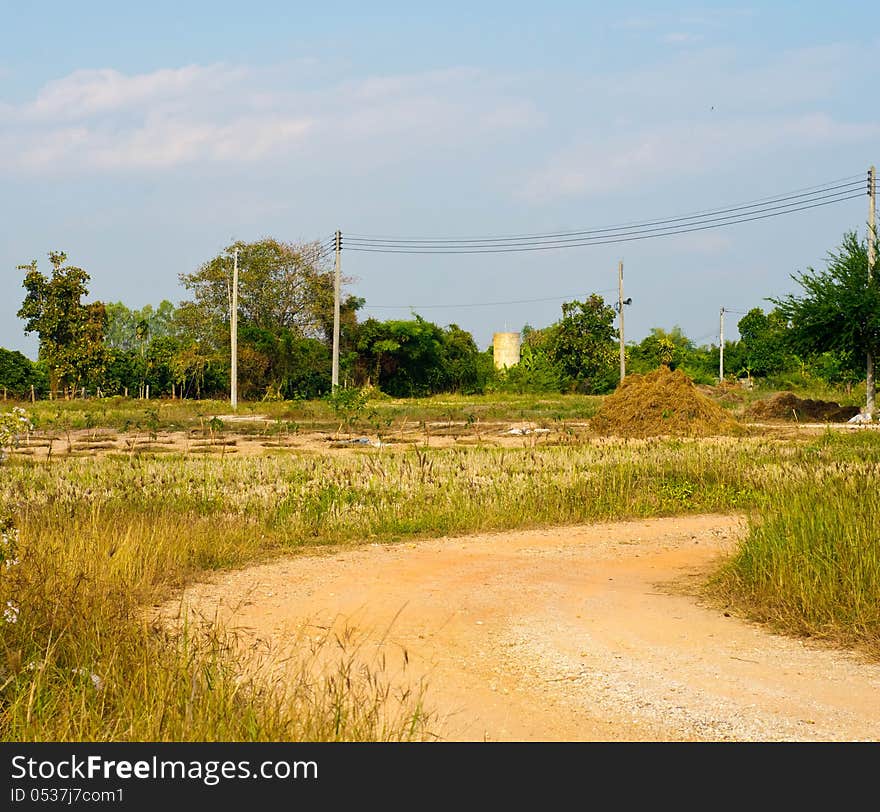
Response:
[1, 390, 879, 741]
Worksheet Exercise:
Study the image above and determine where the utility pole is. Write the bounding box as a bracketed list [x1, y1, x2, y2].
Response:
[868, 166, 876, 417]
[230, 248, 239, 410]
[719, 307, 725, 382]
[331, 230, 342, 392]
[618, 260, 625, 382]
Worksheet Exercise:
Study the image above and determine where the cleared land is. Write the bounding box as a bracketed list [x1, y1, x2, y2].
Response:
[161, 513, 880, 742]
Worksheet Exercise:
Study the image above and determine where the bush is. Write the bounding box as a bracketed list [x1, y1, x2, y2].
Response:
[0, 349, 46, 398]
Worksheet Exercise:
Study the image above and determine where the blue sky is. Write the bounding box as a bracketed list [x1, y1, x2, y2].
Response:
[2, 2, 877, 358]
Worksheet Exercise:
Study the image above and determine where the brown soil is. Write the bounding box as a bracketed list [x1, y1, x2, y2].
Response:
[744, 392, 861, 423]
[159, 514, 880, 742]
[12, 421, 587, 461]
[590, 366, 743, 437]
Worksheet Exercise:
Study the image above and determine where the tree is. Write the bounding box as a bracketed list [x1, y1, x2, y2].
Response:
[349, 315, 488, 397]
[178, 238, 353, 399]
[437, 324, 485, 394]
[352, 315, 448, 397]
[105, 300, 176, 352]
[771, 231, 880, 415]
[179, 238, 335, 340]
[166, 302, 226, 398]
[735, 308, 793, 379]
[549, 294, 619, 393]
[232, 324, 331, 400]
[0, 349, 48, 398]
[629, 326, 694, 373]
[17, 251, 108, 395]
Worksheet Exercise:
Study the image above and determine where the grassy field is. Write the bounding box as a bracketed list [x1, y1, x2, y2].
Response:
[1, 393, 878, 741]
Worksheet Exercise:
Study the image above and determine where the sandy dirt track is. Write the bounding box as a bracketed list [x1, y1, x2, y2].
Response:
[162, 514, 880, 742]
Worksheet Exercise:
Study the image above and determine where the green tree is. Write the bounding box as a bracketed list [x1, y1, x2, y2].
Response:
[735, 308, 793, 379]
[436, 324, 486, 394]
[105, 300, 176, 351]
[549, 294, 619, 393]
[0, 349, 48, 398]
[629, 326, 694, 373]
[17, 251, 108, 395]
[233, 325, 331, 400]
[771, 231, 880, 415]
[352, 315, 457, 397]
[167, 303, 226, 398]
[103, 348, 144, 396]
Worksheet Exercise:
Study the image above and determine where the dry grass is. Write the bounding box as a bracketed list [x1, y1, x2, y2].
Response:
[590, 366, 744, 437]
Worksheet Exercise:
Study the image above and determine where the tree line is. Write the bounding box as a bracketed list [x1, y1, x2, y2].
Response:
[3, 231, 878, 406]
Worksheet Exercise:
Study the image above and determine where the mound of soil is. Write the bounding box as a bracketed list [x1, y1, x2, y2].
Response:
[590, 366, 742, 438]
[744, 392, 860, 423]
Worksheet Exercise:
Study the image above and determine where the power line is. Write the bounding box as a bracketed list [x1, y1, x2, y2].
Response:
[344, 191, 863, 254]
[319, 173, 866, 259]
[347, 179, 862, 247]
[341, 176, 864, 254]
[364, 288, 618, 310]
[343, 175, 863, 252]
[346, 173, 866, 243]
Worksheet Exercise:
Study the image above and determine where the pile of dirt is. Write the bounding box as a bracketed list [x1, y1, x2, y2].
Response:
[590, 366, 742, 438]
[744, 393, 860, 423]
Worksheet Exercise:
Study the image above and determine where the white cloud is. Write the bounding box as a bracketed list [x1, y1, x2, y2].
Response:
[0, 64, 540, 174]
[6, 114, 315, 172]
[23, 65, 245, 120]
[662, 32, 703, 45]
[611, 15, 658, 30]
[614, 8, 756, 33]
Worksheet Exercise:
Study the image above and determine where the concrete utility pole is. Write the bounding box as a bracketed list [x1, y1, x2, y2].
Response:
[230, 248, 239, 410]
[332, 231, 342, 392]
[719, 307, 725, 381]
[618, 261, 626, 382]
[868, 166, 876, 417]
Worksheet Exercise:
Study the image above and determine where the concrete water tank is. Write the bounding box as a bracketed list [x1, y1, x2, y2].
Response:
[493, 332, 521, 369]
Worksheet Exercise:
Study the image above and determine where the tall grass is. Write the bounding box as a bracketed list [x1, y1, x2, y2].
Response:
[0, 503, 434, 741]
[5, 437, 774, 539]
[708, 432, 880, 656]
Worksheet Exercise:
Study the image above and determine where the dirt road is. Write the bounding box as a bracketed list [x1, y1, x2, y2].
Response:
[164, 514, 880, 742]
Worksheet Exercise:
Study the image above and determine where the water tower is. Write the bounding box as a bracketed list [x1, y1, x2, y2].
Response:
[493, 332, 521, 370]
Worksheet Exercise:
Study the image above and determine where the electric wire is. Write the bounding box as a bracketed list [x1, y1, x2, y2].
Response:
[345, 174, 865, 242]
[346, 180, 863, 247]
[364, 288, 619, 310]
[343, 192, 863, 254]
[318, 174, 867, 257]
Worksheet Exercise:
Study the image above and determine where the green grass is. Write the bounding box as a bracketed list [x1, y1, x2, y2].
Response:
[707, 431, 880, 656]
